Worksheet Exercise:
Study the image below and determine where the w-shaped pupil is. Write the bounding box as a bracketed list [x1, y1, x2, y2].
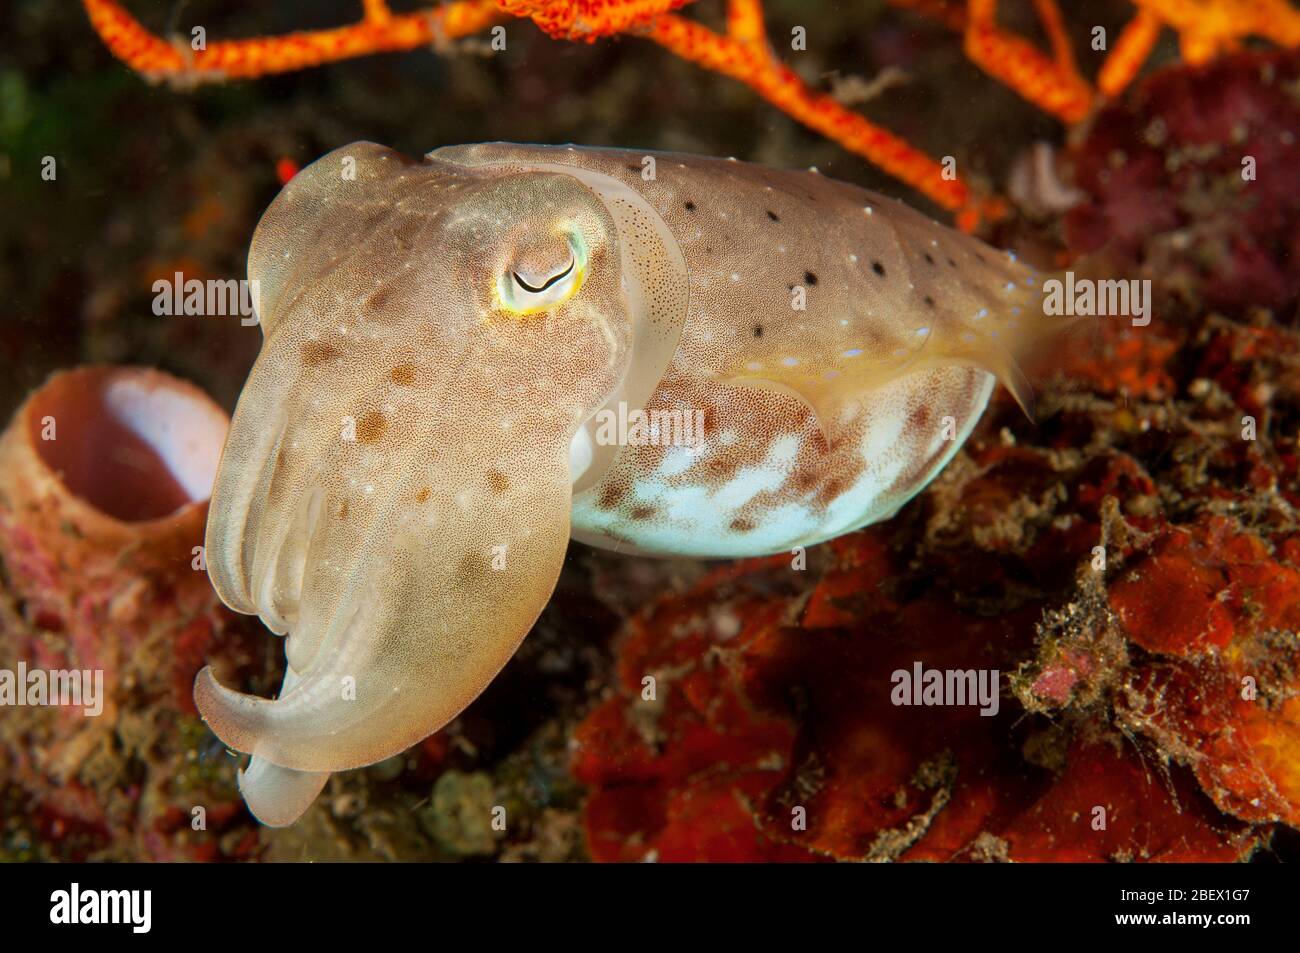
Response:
[513, 259, 574, 293]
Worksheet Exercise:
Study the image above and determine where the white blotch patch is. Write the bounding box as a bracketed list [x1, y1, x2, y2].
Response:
[658, 445, 704, 478]
[568, 426, 594, 483]
[570, 374, 997, 559]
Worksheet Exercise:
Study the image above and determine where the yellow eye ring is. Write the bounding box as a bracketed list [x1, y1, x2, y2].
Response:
[496, 230, 587, 317]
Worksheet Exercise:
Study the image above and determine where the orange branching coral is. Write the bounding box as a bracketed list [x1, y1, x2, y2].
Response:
[81, 0, 507, 82]
[963, 0, 1094, 122]
[649, 1, 1002, 228]
[77, 0, 1300, 225]
[897, 0, 1300, 117]
[891, 0, 1094, 121]
[80, 0, 998, 227]
[1101, 0, 1300, 93]
[491, 0, 983, 218]
[1097, 8, 1164, 97]
[495, 0, 695, 39]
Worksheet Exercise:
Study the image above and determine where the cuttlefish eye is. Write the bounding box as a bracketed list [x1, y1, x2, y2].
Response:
[496, 229, 588, 316]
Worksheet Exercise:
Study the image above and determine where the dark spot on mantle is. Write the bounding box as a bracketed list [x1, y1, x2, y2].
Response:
[598, 484, 626, 509]
[356, 411, 387, 444]
[301, 340, 340, 367]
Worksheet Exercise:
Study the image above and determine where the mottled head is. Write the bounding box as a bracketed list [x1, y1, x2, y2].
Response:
[250, 142, 635, 401]
[196, 143, 687, 821]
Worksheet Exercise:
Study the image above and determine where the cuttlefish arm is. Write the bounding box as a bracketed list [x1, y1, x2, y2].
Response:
[197, 326, 577, 771]
[231, 670, 327, 827]
[195, 142, 685, 823]
[196, 429, 574, 787]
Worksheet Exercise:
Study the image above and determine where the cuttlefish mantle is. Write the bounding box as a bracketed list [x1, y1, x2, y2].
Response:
[195, 141, 1051, 826]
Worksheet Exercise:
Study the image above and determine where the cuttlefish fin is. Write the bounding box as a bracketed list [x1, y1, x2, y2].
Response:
[972, 334, 1036, 422]
[728, 325, 1035, 435]
[724, 338, 951, 445]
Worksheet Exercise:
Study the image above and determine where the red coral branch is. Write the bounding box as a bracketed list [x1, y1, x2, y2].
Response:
[650, 3, 1001, 227]
[81, 0, 507, 82]
[77, 1, 1300, 224]
[81, 0, 1002, 226]
[496, 0, 696, 39]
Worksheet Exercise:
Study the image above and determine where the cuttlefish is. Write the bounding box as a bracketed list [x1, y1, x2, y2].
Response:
[195, 142, 1046, 825]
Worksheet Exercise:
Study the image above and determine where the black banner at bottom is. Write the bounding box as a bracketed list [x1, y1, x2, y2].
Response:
[0, 860, 1283, 940]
